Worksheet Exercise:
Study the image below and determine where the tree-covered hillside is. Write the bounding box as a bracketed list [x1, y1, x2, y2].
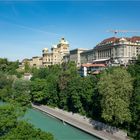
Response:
[0, 58, 140, 139]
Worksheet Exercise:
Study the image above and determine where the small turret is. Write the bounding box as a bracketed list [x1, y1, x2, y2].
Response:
[59, 37, 69, 45]
[42, 48, 49, 54]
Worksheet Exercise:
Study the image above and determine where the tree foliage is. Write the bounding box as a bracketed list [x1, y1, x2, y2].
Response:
[12, 79, 31, 107]
[1, 56, 140, 140]
[127, 55, 140, 139]
[98, 68, 133, 125]
[0, 76, 31, 108]
[0, 104, 54, 140]
[30, 62, 96, 116]
[0, 105, 17, 136]
[24, 60, 30, 73]
[0, 58, 20, 76]
[30, 79, 48, 103]
[2, 121, 54, 140]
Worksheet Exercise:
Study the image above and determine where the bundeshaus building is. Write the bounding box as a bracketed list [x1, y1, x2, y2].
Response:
[20, 36, 140, 69]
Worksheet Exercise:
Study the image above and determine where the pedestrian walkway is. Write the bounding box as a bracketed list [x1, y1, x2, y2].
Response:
[32, 103, 130, 140]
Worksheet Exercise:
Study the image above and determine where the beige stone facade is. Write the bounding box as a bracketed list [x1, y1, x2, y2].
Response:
[21, 38, 69, 68]
[79, 36, 140, 65]
[70, 36, 140, 66]
[42, 38, 69, 66]
[19, 58, 30, 70]
[20, 36, 140, 69]
[94, 36, 140, 65]
[20, 57, 43, 70]
[29, 56, 43, 68]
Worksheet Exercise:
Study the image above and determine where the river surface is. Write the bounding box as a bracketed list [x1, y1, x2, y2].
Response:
[24, 108, 100, 140]
[1, 101, 100, 140]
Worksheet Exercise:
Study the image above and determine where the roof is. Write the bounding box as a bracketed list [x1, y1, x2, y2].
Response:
[130, 36, 140, 42]
[21, 58, 30, 63]
[70, 48, 88, 52]
[39, 57, 43, 60]
[101, 37, 118, 44]
[81, 63, 106, 67]
[32, 56, 40, 59]
[98, 36, 140, 45]
[95, 36, 140, 50]
[80, 49, 94, 54]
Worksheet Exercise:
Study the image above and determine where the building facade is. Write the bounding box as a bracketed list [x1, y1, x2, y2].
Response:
[21, 38, 69, 69]
[69, 48, 87, 67]
[80, 63, 106, 76]
[42, 38, 69, 66]
[80, 49, 95, 64]
[20, 36, 140, 69]
[94, 36, 140, 65]
[30, 56, 43, 68]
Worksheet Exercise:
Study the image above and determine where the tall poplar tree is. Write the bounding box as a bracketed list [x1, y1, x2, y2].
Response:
[98, 67, 133, 125]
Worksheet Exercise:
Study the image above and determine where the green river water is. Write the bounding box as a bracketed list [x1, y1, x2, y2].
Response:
[0, 102, 100, 140]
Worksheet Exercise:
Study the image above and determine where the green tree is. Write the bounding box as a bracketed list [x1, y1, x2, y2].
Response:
[98, 67, 133, 125]
[66, 76, 85, 114]
[2, 121, 54, 140]
[30, 79, 47, 103]
[57, 62, 79, 109]
[66, 76, 95, 115]
[0, 104, 54, 140]
[130, 77, 140, 140]
[127, 55, 140, 139]
[45, 73, 59, 107]
[24, 60, 30, 73]
[0, 72, 13, 89]
[80, 76, 95, 116]
[7, 61, 19, 75]
[0, 73, 14, 101]
[90, 75, 102, 120]
[30, 64, 61, 106]
[0, 58, 8, 72]
[0, 105, 18, 136]
[62, 61, 77, 77]
[57, 71, 74, 110]
[31, 67, 49, 80]
[0, 58, 20, 76]
[12, 79, 31, 107]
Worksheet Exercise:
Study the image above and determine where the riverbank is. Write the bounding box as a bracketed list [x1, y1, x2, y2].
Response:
[32, 103, 129, 140]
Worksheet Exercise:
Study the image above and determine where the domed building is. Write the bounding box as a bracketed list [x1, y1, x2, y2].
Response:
[42, 38, 69, 66]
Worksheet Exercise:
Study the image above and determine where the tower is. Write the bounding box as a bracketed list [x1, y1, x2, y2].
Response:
[57, 38, 69, 55]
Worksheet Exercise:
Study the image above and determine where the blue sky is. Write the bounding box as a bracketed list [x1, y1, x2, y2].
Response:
[0, 1, 140, 61]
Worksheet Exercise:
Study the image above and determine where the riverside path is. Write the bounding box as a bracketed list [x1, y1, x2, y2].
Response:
[32, 104, 130, 140]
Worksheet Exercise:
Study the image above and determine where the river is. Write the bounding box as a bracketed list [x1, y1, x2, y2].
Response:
[0, 101, 100, 140]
